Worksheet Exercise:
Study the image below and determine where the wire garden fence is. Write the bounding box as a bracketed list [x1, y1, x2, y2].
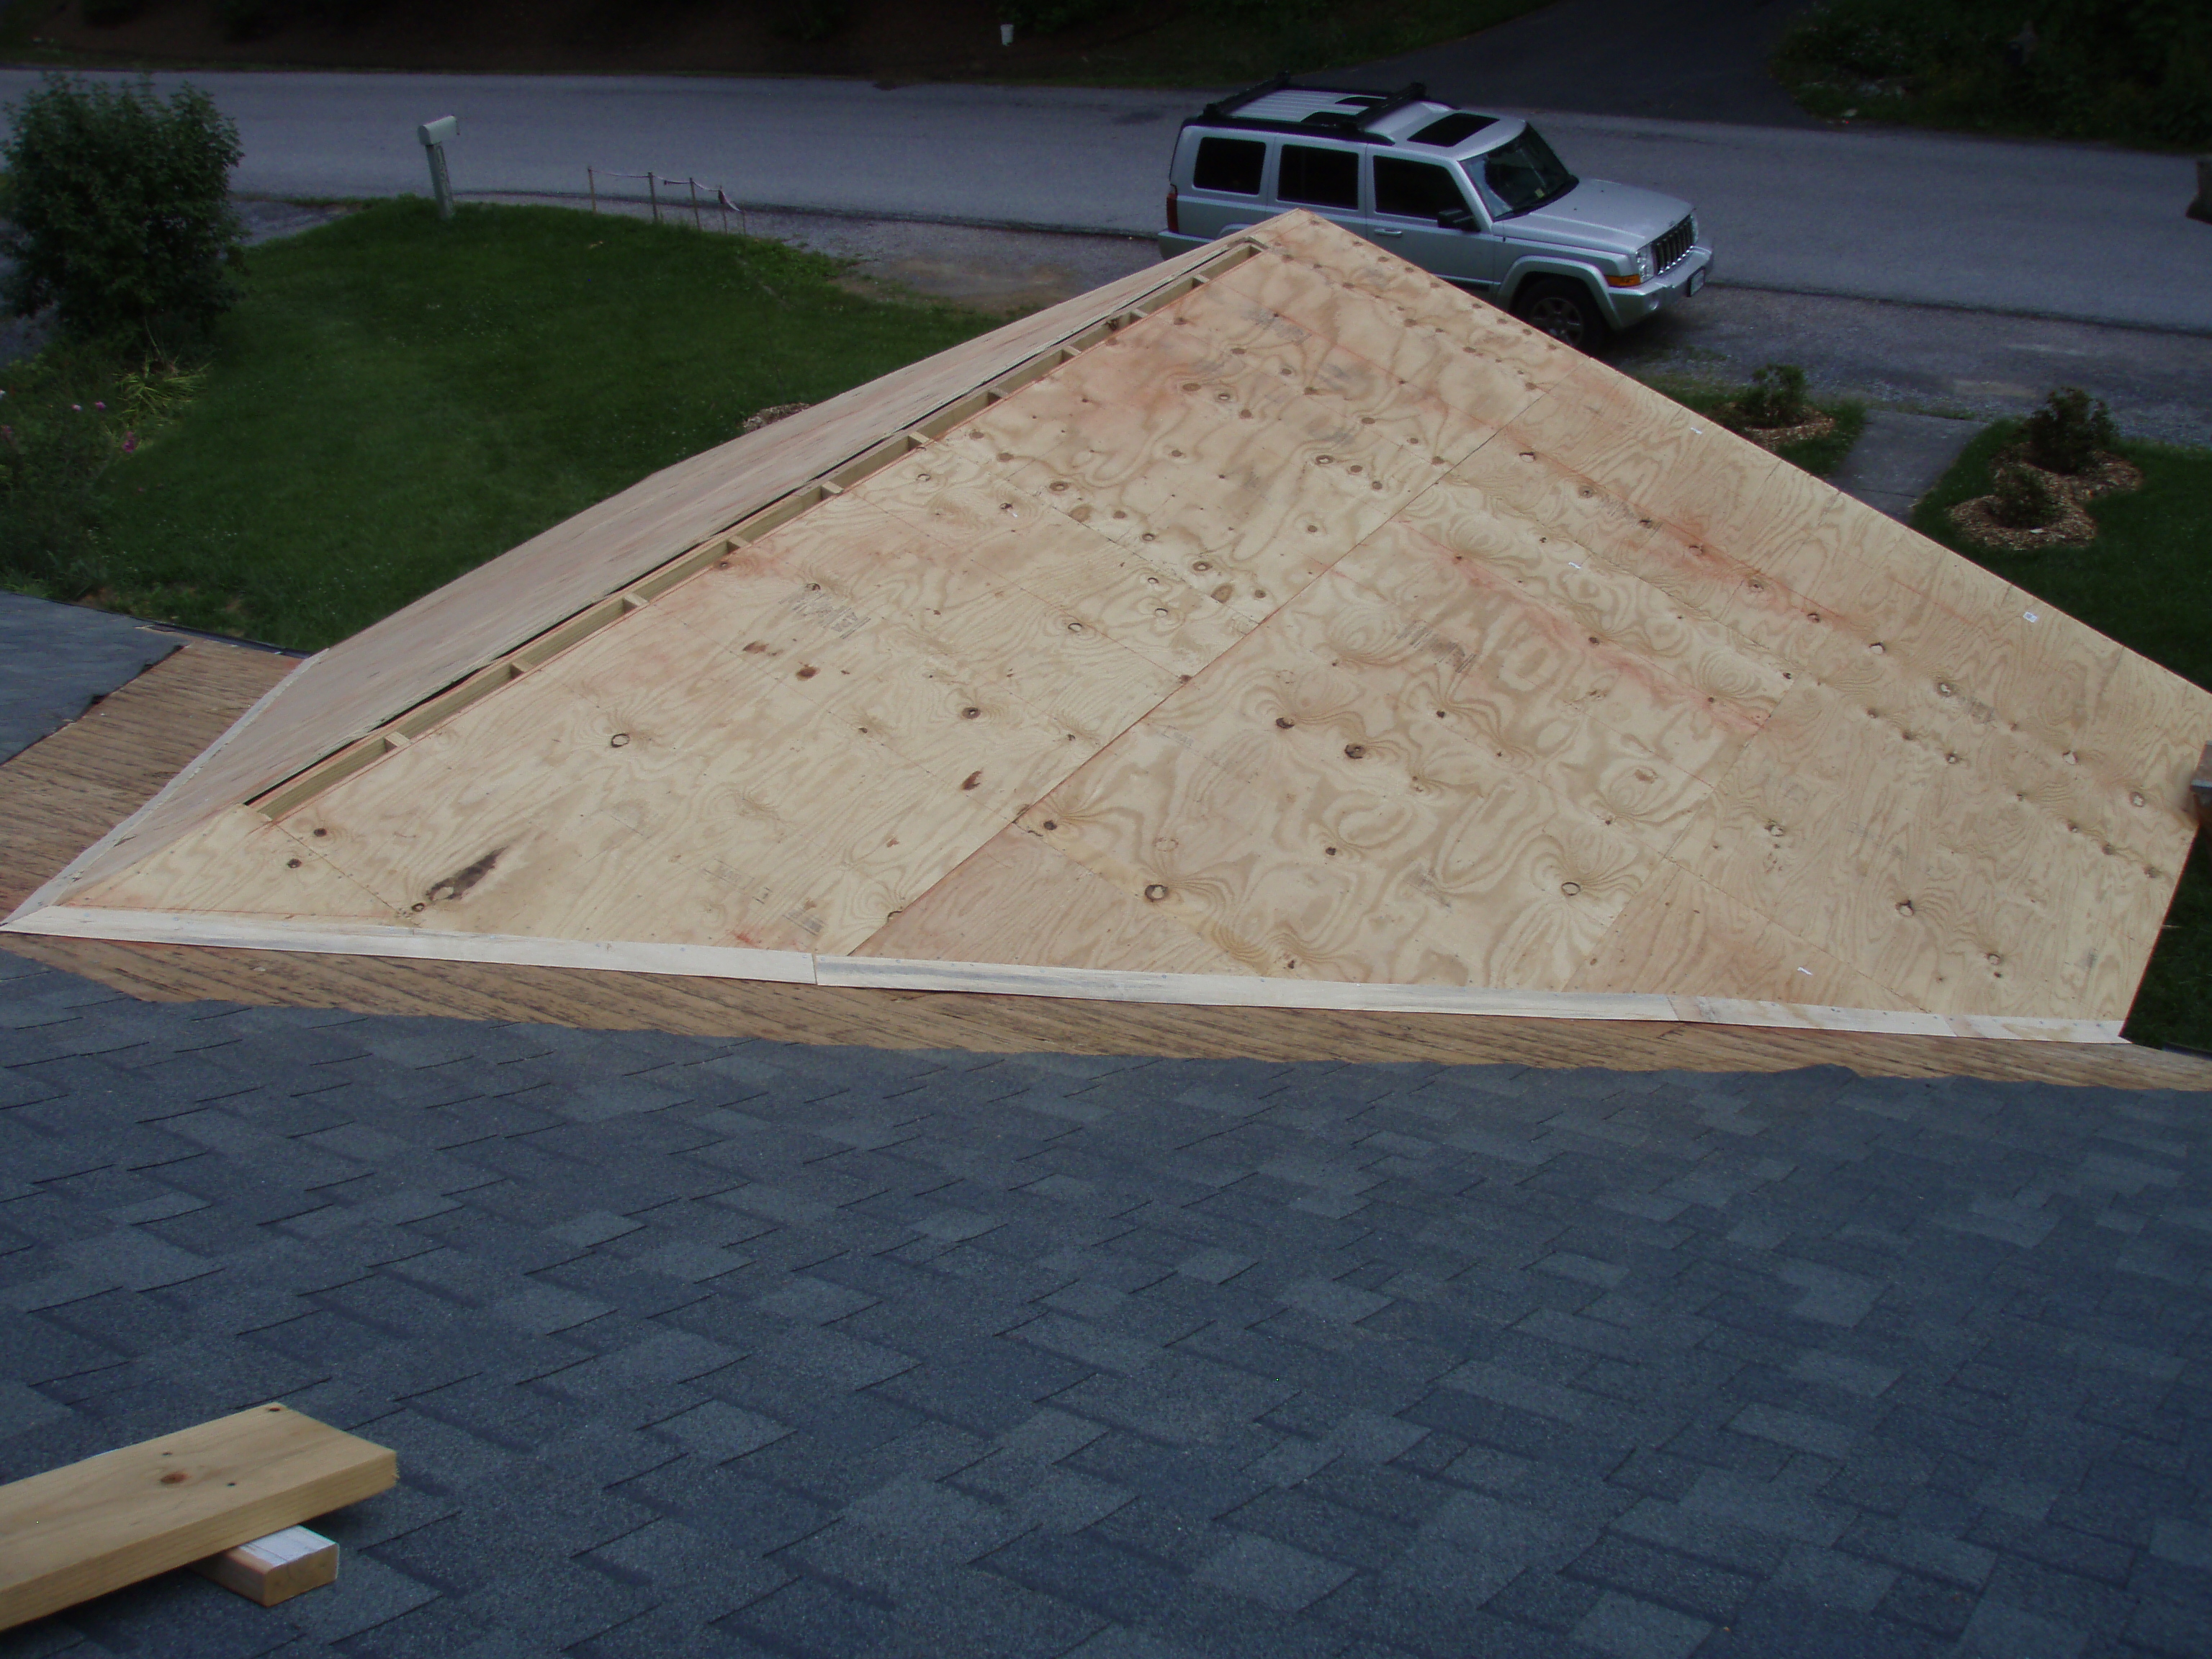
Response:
[585, 168, 750, 234]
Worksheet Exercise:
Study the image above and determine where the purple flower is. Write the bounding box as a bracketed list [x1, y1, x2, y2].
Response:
[121, 431, 138, 454]
[70, 403, 80, 412]
[94, 400, 105, 411]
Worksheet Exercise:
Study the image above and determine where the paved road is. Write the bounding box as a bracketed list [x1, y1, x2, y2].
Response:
[0, 68, 2206, 332]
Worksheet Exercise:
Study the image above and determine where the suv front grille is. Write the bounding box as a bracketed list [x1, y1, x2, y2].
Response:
[1653, 215, 1695, 274]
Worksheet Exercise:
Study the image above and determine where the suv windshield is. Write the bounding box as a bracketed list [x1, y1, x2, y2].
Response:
[1465, 127, 1576, 217]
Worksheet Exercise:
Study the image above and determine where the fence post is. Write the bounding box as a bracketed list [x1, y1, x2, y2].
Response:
[689, 177, 703, 230]
[647, 172, 660, 224]
[588, 168, 597, 213]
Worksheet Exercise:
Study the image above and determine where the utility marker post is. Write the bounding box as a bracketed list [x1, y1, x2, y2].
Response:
[418, 116, 459, 220]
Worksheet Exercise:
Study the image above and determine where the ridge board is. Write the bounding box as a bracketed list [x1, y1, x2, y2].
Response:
[0, 906, 2126, 1042]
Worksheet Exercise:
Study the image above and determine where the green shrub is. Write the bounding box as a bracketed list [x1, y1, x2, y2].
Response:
[0, 76, 245, 346]
[1737, 362, 1812, 428]
[2020, 385, 2117, 475]
[1002, 0, 1118, 35]
[1775, 1, 2212, 149]
[1989, 462, 2061, 528]
[772, 0, 849, 40]
[217, 0, 279, 39]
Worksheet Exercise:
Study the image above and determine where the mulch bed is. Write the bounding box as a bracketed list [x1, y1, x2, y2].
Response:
[1723, 408, 1837, 452]
[1948, 449, 2144, 551]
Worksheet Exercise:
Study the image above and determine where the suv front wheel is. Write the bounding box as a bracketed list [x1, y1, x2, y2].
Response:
[1514, 277, 1610, 352]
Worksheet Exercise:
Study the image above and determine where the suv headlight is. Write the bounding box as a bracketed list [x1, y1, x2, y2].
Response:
[1635, 245, 1655, 281]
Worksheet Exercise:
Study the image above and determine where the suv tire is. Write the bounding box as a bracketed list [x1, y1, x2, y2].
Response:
[1514, 277, 1610, 352]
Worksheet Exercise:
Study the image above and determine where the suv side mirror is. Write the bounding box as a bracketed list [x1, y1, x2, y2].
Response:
[1436, 207, 1477, 232]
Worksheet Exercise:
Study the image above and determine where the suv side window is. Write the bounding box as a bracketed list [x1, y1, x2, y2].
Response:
[1373, 157, 1472, 222]
[1277, 144, 1359, 210]
[1192, 137, 1265, 195]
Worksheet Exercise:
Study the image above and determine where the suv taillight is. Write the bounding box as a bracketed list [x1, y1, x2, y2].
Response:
[1166, 183, 1179, 235]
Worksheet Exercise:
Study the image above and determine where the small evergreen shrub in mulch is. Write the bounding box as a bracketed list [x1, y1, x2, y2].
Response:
[1718, 362, 1837, 452]
[1949, 386, 2141, 549]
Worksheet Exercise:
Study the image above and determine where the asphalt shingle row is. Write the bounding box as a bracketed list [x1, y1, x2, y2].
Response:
[1, 949, 2208, 1659]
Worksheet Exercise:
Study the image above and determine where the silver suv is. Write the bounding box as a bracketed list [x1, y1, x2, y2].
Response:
[1159, 78, 1712, 351]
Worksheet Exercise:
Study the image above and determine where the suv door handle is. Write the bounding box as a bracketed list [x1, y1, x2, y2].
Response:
[1372, 227, 1403, 236]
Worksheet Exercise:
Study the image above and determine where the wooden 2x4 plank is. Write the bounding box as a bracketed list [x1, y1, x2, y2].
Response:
[0, 1403, 395, 1632]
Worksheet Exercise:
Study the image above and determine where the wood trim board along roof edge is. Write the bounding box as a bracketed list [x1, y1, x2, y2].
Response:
[0, 906, 2126, 1044]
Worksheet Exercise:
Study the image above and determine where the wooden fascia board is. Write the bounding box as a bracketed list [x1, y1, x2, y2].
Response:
[0, 907, 2127, 1043]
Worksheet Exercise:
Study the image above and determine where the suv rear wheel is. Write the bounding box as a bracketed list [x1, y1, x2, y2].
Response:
[1514, 277, 1610, 352]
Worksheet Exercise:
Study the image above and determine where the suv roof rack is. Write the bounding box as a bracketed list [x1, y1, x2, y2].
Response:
[1191, 78, 1434, 146]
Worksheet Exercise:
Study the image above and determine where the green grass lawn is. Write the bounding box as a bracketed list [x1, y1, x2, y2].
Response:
[1638, 377, 1866, 477]
[18, 199, 992, 650]
[1912, 425, 2212, 1050]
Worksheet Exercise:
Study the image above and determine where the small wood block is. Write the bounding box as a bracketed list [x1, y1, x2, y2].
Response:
[2192, 742, 2212, 822]
[0, 1403, 395, 1631]
[191, 1526, 338, 1607]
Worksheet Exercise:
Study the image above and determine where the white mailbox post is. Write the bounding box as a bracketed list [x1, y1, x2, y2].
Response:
[418, 115, 459, 220]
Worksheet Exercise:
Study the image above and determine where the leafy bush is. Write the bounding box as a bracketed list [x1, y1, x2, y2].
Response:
[2020, 385, 2117, 475]
[772, 0, 849, 40]
[0, 76, 245, 346]
[217, 0, 278, 39]
[1989, 462, 2061, 528]
[1737, 362, 1812, 428]
[1775, 1, 2212, 149]
[1002, 0, 1118, 35]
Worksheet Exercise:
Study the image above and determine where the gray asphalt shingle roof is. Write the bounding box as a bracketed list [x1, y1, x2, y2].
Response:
[0, 595, 179, 766]
[1, 948, 2208, 1659]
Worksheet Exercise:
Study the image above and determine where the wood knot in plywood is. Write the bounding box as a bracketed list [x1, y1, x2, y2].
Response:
[1343, 744, 1367, 759]
[1143, 884, 1169, 902]
[426, 848, 503, 906]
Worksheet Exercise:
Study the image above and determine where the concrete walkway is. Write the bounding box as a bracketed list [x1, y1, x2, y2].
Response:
[1830, 410, 1985, 523]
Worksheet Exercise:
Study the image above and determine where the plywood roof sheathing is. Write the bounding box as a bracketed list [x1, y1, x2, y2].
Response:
[9, 212, 2207, 1044]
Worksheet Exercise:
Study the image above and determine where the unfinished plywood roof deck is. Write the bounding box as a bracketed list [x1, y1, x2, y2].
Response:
[9, 212, 2208, 1043]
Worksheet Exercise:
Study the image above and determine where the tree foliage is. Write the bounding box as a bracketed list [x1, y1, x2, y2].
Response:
[1777, 1, 2211, 148]
[0, 76, 246, 343]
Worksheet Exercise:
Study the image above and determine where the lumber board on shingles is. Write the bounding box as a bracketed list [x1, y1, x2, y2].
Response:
[0, 1403, 393, 1632]
[191, 1526, 338, 1608]
[28, 232, 1246, 909]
